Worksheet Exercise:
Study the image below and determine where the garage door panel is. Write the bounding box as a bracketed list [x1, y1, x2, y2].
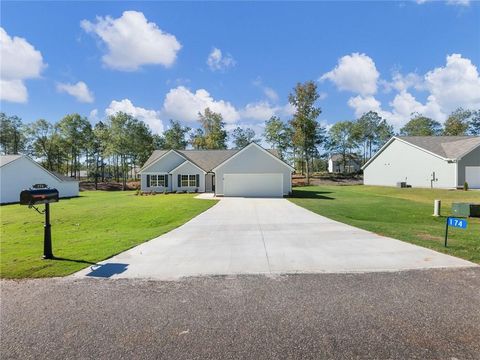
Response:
[465, 166, 480, 189]
[224, 174, 283, 197]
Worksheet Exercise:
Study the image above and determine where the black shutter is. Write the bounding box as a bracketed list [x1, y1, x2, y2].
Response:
[146, 175, 150, 187]
[165, 175, 169, 187]
[196, 174, 200, 187]
[178, 174, 181, 187]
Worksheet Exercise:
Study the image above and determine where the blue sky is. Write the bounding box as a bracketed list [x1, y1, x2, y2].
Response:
[1, 1, 479, 136]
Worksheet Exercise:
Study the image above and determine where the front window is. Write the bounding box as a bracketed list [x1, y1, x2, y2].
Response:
[181, 175, 189, 187]
[150, 174, 165, 187]
[189, 175, 196, 187]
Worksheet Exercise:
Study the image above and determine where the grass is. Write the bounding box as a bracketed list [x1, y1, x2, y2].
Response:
[289, 185, 480, 264]
[0, 191, 217, 278]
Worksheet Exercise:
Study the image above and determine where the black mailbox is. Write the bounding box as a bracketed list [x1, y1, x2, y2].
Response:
[20, 188, 59, 206]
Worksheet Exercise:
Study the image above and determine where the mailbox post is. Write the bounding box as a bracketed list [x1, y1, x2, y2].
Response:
[19, 185, 59, 259]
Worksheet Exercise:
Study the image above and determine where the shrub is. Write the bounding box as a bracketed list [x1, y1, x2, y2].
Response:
[135, 189, 141, 196]
[464, 182, 469, 191]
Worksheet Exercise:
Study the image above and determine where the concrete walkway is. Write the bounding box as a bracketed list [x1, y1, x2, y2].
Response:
[74, 198, 476, 280]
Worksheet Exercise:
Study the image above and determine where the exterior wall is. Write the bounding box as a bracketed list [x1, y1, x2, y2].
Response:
[170, 161, 205, 192]
[363, 139, 456, 188]
[214, 145, 292, 195]
[0, 157, 79, 204]
[329, 160, 361, 173]
[140, 151, 185, 192]
[457, 145, 480, 188]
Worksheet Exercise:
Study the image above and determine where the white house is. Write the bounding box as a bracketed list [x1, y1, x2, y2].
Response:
[362, 136, 480, 189]
[328, 154, 362, 173]
[140, 143, 294, 197]
[0, 155, 79, 204]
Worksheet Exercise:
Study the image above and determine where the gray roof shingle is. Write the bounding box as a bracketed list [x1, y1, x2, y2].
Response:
[398, 136, 480, 159]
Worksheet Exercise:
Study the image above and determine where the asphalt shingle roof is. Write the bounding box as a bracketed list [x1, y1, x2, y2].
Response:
[398, 136, 480, 159]
[141, 147, 282, 172]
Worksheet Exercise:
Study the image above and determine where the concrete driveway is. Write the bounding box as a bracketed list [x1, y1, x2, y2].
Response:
[74, 197, 475, 279]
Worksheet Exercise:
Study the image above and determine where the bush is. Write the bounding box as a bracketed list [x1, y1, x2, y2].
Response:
[135, 189, 141, 196]
[464, 182, 469, 191]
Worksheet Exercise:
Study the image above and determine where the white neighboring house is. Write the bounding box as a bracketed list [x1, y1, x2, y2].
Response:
[0, 155, 79, 204]
[328, 154, 362, 173]
[362, 136, 480, 189]
[140, 143, 294, 197]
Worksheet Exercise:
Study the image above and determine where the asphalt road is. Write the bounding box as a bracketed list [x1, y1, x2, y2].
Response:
[1, 268, 480, 359]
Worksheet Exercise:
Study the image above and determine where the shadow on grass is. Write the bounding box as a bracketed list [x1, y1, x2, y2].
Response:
[289, 189, 335, 200]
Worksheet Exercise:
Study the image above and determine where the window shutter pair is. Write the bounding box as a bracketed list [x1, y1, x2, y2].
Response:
[178, 174, 181, 187]
[146, 175, 150, 187]
[196, 174, 200, 187]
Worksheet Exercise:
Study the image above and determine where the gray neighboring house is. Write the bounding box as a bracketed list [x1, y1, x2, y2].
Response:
[328, 154, 362, 173]
[139, 143, 294, 197]
[362, 136, 480, 189]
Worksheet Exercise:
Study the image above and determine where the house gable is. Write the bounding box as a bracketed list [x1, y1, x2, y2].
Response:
[140, 150, 186, 173]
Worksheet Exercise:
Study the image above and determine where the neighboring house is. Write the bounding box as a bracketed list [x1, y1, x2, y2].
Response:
[140, 143, 294, 197]
[328, 154, 362, 173]
[0, 155, 79, 204]
[362, 136, 480, 189]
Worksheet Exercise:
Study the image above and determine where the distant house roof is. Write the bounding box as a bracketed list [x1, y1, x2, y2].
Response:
[50, 171, 78, 182]
[362, 136, 480, 170]
[0, 154, 22, 167]
[141, 147, 281, 173]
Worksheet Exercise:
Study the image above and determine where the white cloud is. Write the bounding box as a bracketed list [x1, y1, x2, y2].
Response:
[81, 11, 181, 71]
[344, 53, 480, 129]
[88, 109, 99, 123]
[162, 86, 240, 123]
[424, 53, 480, 114]
[417, 0, 470, 5]
[106, 99, 164, 134]
[206, 48, 236, 72]
[57, 81, 94, 103]
[0, 27, 45, 103]
[263, 87, 279, 102]
[320, 53, 379, 96]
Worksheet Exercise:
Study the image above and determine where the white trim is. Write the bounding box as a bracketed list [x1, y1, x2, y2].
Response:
[139, 150, 189, 173]
[212, 143, 295, 172]
[362, 137, 452, 170]
[169, 159, 207, 174]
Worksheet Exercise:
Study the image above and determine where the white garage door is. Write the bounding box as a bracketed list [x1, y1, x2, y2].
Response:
[223, 173, 283, 197]
[465, 166, 480, 189]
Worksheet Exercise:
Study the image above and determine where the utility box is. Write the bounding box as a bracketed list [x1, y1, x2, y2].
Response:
[452, 203, 480, 218]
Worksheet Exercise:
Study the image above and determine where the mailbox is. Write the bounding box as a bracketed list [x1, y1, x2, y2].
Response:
[19, 186, 59, 259]
[20, 188, 59, 206]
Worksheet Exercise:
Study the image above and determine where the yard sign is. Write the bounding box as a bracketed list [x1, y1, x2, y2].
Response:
[444, 217, 468, 247]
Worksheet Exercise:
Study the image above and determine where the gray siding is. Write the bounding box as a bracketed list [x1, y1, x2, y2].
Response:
[214, 145, 292, 195]
[170, 161, 205, 192]
[140, 151, 185, 192]
[457, 145, 480, 186]
[364, 139, 456, 188]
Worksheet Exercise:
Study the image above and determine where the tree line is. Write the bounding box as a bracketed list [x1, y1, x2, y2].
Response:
[1, 80, 479, 187]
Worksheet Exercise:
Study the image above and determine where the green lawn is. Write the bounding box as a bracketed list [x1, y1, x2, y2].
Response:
[289, 185, 480, 264]
[0, 191, 217, 278]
